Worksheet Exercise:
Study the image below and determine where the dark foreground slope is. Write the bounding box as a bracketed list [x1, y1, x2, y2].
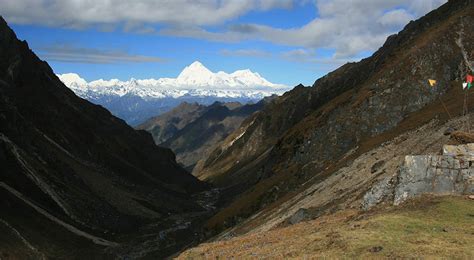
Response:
[0, 17, 208, 258]
[195, 0, 474, 232]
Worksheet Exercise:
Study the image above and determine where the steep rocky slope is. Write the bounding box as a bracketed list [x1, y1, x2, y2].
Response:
[139, 100, 267, 170]
[0, 17, 209, 258]
[194, 0, 474, 233]
[213, 113, 474, 237]
[179, 92, 474, 258]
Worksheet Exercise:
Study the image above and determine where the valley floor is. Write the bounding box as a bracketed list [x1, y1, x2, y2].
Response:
[177, 196, 474, 259]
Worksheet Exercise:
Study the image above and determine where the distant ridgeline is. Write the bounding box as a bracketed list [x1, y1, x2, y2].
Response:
[59, 62, 288, 126]
[137, 98, 273, 171]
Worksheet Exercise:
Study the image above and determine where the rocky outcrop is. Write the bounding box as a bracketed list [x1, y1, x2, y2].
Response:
[288, 208, 311, 225]
[363, 143, 474, 210]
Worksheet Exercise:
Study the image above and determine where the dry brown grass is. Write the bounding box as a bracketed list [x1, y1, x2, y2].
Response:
[450, 131, 474, 144]
[177, 196, 474, 259]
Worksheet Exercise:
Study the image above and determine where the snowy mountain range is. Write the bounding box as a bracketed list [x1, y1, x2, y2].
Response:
[59, 61, 289, 125]
[60, 61, 287, 99]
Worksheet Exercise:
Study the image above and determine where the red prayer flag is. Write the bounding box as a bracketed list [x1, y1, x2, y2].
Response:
[467, 74, 474, 83]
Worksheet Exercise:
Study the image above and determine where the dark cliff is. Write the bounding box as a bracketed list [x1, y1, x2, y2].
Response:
[0, 17, 207, 258]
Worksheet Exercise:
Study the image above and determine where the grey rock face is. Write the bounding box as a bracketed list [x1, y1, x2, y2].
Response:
[394, 155, 473, 205]
[362, 176, 396, 210]
[288, 208, 311, 225]
[363, 144, 474, 209]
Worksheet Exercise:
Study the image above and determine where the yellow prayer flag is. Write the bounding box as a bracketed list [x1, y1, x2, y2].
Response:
[428, 79, 437, 87]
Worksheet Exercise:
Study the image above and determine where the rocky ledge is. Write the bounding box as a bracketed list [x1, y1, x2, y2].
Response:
[363, 143, 474, 210]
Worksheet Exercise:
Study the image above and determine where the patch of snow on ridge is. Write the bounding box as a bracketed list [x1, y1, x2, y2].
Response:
[58, 73, 87, 89]
[58, 61, 289, 99]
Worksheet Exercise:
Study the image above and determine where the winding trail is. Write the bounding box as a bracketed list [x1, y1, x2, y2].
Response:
[0, 182, 119, 247]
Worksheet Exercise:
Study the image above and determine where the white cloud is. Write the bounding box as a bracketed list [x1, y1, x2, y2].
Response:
[1, 0, 448, 59]
[157, 0, 447, 58]
[281, 48, 317, 62]
[219, 49, 272, 57]
[37, 44, 164, 64]
[378, 9, 415, 27]
[281, 48, 358, 64]
[1, 0, 294, 28]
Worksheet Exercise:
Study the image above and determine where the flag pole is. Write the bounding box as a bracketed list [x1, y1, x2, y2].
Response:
[422, 80, 452, 120]
[467, 86, 470, 133]
[438, 94, 452, 120]
[463, 84, 467, 131]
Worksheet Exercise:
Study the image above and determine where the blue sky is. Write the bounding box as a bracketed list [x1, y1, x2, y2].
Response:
[3, 0, 446, 86]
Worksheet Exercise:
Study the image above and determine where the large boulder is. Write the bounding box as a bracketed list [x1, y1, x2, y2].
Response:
[363, 144, 474, 209]
[394, 154, 473, 205]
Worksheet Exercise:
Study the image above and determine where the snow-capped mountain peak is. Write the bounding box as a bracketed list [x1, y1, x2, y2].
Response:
[230, 69, 272, 87]
[59, 61, 289, 100]
[177, 61, 215, 86]
[58, 73, 88, 89]
[179, 61, 212, 76]
[58, 61, 290, 125]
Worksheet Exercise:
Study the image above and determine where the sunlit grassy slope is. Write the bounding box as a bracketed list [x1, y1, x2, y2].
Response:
[178, 196, 474, 259]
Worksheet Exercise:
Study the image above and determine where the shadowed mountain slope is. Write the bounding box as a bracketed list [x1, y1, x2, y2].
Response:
[0, 16, 208, 258]
[137, 102, 208, 145]
[138, 100, 269, 170]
